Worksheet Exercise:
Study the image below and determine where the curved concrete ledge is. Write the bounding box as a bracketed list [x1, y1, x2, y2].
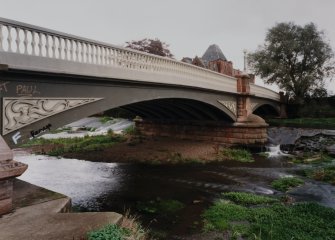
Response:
[0, 180, 123, 240]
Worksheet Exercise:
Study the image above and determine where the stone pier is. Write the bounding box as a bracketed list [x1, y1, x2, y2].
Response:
[135, 118, 268, 145]
[0, 136, 27, 215]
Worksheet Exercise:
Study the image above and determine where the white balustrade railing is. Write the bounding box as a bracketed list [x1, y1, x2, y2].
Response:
[0, 17, 279, 101]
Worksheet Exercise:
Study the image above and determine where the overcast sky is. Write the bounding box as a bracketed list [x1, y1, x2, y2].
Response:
[0, 0, 334, 92]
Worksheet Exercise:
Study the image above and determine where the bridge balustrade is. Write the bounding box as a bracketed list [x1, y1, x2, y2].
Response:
[0, 17, 279, 101]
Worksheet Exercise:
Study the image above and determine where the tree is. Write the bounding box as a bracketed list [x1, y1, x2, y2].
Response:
[249, 22, 334, 103]
[125, 38, 174, 58]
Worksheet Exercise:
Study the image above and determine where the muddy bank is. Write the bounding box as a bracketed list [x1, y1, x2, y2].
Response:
[29, 137, 219, 164]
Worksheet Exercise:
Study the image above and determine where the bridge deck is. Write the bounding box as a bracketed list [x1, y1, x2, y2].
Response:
[0, 17, 280, 101]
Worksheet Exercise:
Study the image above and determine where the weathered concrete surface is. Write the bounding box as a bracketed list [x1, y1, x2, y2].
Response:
[0, 180, 122, 240]
[0, 136, 27, 215]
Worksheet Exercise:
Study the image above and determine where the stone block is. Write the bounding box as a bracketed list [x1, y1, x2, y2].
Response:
[0, 180, 12, 200]
[0, 198, 12, 215]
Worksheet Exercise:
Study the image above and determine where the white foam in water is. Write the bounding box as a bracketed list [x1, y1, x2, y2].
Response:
[15, 151, 121, 209]
[265, 144, 290, 158]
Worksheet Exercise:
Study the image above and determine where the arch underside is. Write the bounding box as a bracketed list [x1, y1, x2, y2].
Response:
[120, 98, 234, 122]
[252, 102, 280, 118]
[0, 72, 238, 145]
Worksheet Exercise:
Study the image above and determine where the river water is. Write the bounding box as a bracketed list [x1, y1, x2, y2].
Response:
[15, 144, 335, 238]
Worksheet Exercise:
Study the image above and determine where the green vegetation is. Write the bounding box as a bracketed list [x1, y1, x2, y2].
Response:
[122, 125, 137, 135]
[99, 116, 112, 124]
[291, 152, 333, 164]
[203, 192, 335, 239]
[222, 192, 278, 206]
[271, 177, 304, 192]
[137, 198, 184, 216]
[87, 224, 130, 240]
[305, 165, 335, 185]
[217, 148, 254, 163]
[267, 118, 335, 129]
[22, 132, 125, 156]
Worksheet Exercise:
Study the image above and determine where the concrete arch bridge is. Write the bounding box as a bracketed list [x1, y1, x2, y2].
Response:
[0, 18, 285, 214]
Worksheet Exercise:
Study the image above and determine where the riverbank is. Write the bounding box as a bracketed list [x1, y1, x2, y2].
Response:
[25, 136, 219, 164]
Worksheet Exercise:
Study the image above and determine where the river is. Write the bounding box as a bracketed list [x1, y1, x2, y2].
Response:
[15, 141, 335, 238]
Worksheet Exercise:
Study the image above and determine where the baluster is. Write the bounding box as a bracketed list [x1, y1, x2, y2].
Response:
[31, 32, 36, 55]
[51, 35, 56, 58]
[101, 47, 104, 65]
[111, 48, 115, 66]
[45, 35, 50, 57]
[75, 41, 79, 62]
[23, 29, 28, 54]
[69, 39, 74, 61]
[98, 46, 102, 64]
[97, 46, 100, 64]
[85, 43, 90, 63]
[38, 32, 43, 56]
[15, 27, 20, 53]
[106, 48, 110, 65]
[100, 47, 103, 65]
[95, 46, 98, 64]
[97, 46, 102, 64]
[0, 24, 3, 51]
[7, 26, 13, 52]
[92, 45, 95, 64]
[58, 37, 62, 59]
[104, 47, 107, 65]
[80, 42, 84, 62]
[64, 39, 69, 60]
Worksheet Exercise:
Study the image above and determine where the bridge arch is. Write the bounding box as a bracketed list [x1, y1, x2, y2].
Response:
[252, 103, 280, 118]
[119, 98, 235, 122]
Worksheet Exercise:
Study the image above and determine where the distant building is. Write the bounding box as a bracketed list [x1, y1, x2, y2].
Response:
[182, 44, 251, 80]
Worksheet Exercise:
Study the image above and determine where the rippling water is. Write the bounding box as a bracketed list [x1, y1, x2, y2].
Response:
[15, 149, 335, 238]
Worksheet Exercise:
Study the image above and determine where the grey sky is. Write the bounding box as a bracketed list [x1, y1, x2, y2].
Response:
[0, 0, 334, 92]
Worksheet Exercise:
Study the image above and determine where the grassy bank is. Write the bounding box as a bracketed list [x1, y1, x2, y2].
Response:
[22, 132, 126, 156]
[267, 117, 335, 129]
[203, 192, 335, 239]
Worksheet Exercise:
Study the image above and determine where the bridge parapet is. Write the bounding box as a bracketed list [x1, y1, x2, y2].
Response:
[0, 17, 238, 93]
[0, 17, 279, 101]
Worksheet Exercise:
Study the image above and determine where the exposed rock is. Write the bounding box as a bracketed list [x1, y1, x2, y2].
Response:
[327, 144, 335, 156]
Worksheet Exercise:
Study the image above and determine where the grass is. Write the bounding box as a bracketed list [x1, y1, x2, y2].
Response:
[217, 148, 254, 163]
[291, 152, 333, 164]
[203, 192, 335, 240]
[271, 177, 304, 192]
[137, 198, 184, 216]
[87, 224, 130, 240]
[222, 192, 278, 206]
[99, 116, 112, 124]
[267, 117, 335, 129]
[304, 165, 335, 185]
[122, 125, 137, 135]
[22, 132, 125, 156]
[88, 212, 148, 240]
